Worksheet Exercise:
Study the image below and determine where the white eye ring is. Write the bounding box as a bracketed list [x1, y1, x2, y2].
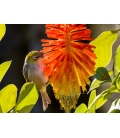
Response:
[33, 56, 37, 60]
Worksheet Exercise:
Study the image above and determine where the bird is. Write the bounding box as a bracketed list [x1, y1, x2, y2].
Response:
[22, 50, 51, 111]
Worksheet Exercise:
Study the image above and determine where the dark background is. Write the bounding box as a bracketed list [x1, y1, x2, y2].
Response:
[0, 24, 119, 113]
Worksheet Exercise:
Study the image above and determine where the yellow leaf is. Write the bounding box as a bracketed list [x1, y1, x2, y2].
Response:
[90, 31, 118, 69]
[0, 24, 6, 41]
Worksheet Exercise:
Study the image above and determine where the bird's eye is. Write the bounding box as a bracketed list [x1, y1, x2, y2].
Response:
[33, 56, 37, 60]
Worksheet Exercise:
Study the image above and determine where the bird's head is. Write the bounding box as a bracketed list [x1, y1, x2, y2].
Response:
[25, 50, 41, 64]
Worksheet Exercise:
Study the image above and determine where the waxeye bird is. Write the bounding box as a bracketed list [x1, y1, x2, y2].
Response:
[22, 50, 51, 111]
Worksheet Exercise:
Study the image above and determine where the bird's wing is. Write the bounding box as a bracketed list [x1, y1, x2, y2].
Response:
[22, 63, 29, 82]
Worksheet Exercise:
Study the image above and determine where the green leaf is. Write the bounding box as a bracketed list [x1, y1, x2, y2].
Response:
[0, 24, 6, 41]
[112, 56, 116, 76]
[88, 68, 112, 93]
[111, 72, 120, 91]
[75, 103, 87, 113]
[88, 90, 96, 106]
[88, 79, 110, 93]
[88, 79, 100, 93]
[109, 84, 119, 93]
[16, 104, 35, 113]
[111, 72, 120, 86]
[0, 84, 17, 113]
[96, 92, 112, 109]
[0, 61, 12, 82]
[108, 97, 120, 113]
[88, 67, 111, 93]
[108, 70, 113, 76]
[95, 83, 120, 109]
[87, 90, 96, 113]
[14, 82, 39, 113]
[116, 75, 120, 90]
[115, 45, 120, 72]
[110, 109, 120, 113]
[95, 67, 111, 81]
[90, 31, 118, 69]
[0, 105, 3, 113]
[87, 87, 118, 112]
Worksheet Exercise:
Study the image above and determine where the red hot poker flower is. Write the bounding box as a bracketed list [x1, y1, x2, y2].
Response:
[41, 24, 96, 112]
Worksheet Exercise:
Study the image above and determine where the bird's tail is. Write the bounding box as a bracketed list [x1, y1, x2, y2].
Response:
[41, 91, 51, 111]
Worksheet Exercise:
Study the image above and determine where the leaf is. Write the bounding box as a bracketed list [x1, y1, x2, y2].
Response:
[0, 84, 17, 113]
[112, 56, 116, 76]
[95, 84, 120, 109]
[0, 105, 3, 113]
[87, 86, 119, 112]
[87, 90, 96, 113]
[108, 97, 120, 113]
[14, 82, 39, 113]
[0, 24, 6, 41]
[88, 79, 100, 93]
[88, 79, 110, 94]
[88, 68, 112, 93]
[109, 84, 119, 93]
[90, 31, 118, 69]
[16, 104, 34, 113]
[111, 72, 120, 86]
[88, 90, 96, 107]
[111, 71, 120, 91]
[96, 93, 112, 109]
[75, 103, 87, 113]
[116, 75, 120, 90]
[108, 70, 113, 76]
[95, 67, 111, 81]
[110, 109, 120, 113]
[115, 45, 120, 72]
[0, 61, 12, 82]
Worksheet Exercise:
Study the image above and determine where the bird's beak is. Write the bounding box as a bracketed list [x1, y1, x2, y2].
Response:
[37, 52, 41, 59]
[37, 55, 41, 59]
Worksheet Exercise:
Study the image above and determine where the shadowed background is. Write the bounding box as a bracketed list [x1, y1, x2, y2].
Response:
[0, 24, 119, 113]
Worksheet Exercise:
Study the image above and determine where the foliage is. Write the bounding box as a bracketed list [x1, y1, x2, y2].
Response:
[12, 82, 38, 113]
[0, 24, 6, 41]
[0, 60, 39, 113]
[1, 24, 120, 113]
[0, 61, 12, 82]
[90, 30, 118, 69]
[75, 29, 120, 113]
[0, 84, 17, 113]
[0, 24, 38, 113]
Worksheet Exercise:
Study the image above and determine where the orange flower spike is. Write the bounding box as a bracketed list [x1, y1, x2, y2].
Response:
[41, 24, 97, 112]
